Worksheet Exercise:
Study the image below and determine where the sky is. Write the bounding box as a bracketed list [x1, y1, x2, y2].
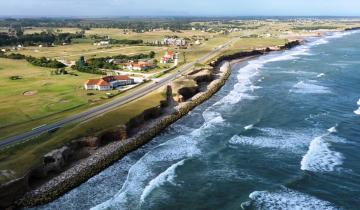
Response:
[0, 0, 360, 17]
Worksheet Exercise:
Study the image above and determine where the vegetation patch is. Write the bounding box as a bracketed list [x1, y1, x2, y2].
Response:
[9, 75, 22, 80]
[0, 31, 85, 47]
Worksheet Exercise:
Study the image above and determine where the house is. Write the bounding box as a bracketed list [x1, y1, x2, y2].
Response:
[93, 41, 110, 46]
[160, 51, 176, 64]
[124, 61, 154, 71]
[84, 75, 134, 91]
[162, 38, 187, 46]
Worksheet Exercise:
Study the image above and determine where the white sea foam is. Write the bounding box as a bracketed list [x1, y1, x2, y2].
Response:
[257, 77, 265, 82]
[92, 136, 200, 210]
[140, 159, 185, 204]
[229, 128, 317, 153]
[92, 113, 225, 210]
[250, 85, 262, 92]
[215, 60, 261, 106]
[244, 124, 254, 130]
[357, 99, 360, 106]
[327, 125, 337, 133]
[354, 107, 360, 116]
[214, 46, 312, 107]
[248, 188, 339, 210]
[317, 73, 326, 78]
[301, 135, 344, 172]
[202, 110, 222, 122]
[214, 34, 338, 108]
[291, 81, 331, 94]
[309, 38, 329, 46]
[328, 30, 359, 39]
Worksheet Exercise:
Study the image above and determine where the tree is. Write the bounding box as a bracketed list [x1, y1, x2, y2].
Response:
[149, 51, 156, 58]
[79, 56, 86, 66]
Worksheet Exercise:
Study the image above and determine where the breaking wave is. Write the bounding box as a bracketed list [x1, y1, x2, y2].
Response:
[327, 125, 337, 133]
[291, 81, 331, 94]
[244, 124, 254, 130]
[354, 107, 360, 116]
[301, 134, 345, 172]
[246, 188, 339, 210]
[317, 73, 326, 78]
[92, 113, 225, 210]
[215, 41, 316, 107]
[140, 159, 185, 204]
[229, 128, 318, 153]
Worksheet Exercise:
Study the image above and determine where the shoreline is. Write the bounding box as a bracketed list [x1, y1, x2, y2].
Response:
[1, 40, 302, 209]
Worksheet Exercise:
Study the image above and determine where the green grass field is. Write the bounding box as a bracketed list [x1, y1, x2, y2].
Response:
[0, 58, 120, 129]
[85, 28, 215, 42]
[224, 37, 287, 55]
[0, 88, 165, 183]
[17, 44, 167, 61]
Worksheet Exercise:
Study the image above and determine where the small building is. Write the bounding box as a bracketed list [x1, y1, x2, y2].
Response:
[161, 51, 176, 64]
[162, 38, 186, 46]
[93, 41, 110, 46]
[84, 75, 134, 91]
[124, 61, 154, 71]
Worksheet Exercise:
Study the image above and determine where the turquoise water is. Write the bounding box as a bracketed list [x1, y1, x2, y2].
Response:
[33, 31, 360, 210]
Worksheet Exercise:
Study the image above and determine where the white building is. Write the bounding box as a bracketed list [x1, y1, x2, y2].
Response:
[84, 75, 134, 91]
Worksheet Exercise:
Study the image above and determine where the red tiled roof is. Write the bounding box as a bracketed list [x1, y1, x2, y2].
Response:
[102, 76, 115, 82]
[114, 75, 131, 80]
[97, 79, 110, 86]
[86, 75, 131, 86]
[85, 79, 101, 85]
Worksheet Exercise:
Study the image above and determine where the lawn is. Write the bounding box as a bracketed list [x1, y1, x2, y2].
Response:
[17, 44, 166, 61]
[224, 37, 287, 55]
[85, 28, 215, 42]
[0, 88, 165, 183]
[0, 58, 118, 130]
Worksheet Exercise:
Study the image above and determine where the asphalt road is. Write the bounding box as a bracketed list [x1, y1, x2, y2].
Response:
[0, 38, 236, 149]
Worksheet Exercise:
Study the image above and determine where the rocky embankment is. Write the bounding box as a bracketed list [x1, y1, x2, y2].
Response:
[0, 40, 302, 209]
[345, 27, 360, 31]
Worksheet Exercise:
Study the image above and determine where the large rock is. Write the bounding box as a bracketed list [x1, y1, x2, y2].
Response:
[30, 146, 72, 179]
[71, 136, 100, 148]
[99, 127, 127, 146]
[178, 86, 199, 100]
[43, 146, 71, 173]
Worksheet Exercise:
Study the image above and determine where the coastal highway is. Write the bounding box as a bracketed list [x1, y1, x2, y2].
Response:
[0, 38, 237, 149]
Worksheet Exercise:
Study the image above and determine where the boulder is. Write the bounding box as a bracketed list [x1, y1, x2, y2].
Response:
[43, 146, 71, 173]
[99, 127, 127, 146]
[71, 136, 100, 148]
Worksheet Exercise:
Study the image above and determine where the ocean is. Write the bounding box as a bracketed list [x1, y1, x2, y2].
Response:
[32, 30, 360, 210]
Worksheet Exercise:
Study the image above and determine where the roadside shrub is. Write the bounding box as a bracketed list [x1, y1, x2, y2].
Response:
[9, 75, 22, 80]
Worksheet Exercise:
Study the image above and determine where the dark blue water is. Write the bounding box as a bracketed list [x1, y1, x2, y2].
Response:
[33, 31, 360, 210]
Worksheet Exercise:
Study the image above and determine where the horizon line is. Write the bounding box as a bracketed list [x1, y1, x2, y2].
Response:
[1, 15, 360, 20]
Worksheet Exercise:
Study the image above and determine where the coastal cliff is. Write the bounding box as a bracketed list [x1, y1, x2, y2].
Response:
[0, 40, 302, 209]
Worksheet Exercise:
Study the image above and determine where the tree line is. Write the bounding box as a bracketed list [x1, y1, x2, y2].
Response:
[0, 52, 65, 68]
[0, 18, 194, 32]
[0, 31, 85, 47]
